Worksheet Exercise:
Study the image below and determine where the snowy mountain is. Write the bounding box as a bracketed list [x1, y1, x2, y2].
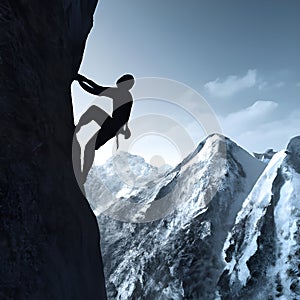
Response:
[253, 148, 277, 164]
[218, 136, 300, 299]
[85, 134, 265, 299]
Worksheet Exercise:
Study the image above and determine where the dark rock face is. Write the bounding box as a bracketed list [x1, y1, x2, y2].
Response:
[0, 1, 106, 299]
[286, 136, 300, 173]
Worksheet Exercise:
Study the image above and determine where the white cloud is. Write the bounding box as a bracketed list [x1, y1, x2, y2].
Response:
[233, 111, 300, 153]
[258, 81, 267, 90]
[259, 81, 286, 90]
[204, 69, 257, 98]
[218, 101, 300, 153]
[220, 100, 278, 135]
[275, 81, 285, 88]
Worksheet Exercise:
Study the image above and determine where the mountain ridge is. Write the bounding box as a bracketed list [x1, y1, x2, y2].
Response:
[218, 136, 300, 299]
[85, 133, 266, 299]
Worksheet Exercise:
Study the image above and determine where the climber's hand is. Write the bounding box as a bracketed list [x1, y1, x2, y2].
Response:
[75, 74, 86, 81]
[118, 125, 131, 139]
[124, 126, 131, 139]
[74, 125, 82, 135]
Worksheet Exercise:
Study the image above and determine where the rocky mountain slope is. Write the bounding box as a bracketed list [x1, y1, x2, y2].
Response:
[218, 136, 300, 299]
[85, 134, 266, 299]
[0, 1, 106, 299]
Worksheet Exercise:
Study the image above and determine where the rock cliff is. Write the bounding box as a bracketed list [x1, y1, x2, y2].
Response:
[0, 1, 106, 299]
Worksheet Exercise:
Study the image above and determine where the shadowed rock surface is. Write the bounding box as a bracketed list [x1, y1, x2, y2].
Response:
[0, 1, 106, 299]
[286, 136, 300, 173]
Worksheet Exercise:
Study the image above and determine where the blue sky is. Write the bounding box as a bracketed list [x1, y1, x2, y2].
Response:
[72, 0, 300, 166]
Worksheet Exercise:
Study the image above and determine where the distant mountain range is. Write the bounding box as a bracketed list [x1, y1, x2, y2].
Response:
[85, 134, 300, 300]
[253, 148, 277, 163]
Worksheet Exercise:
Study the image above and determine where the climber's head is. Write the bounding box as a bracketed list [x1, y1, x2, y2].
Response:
[116, 74, 135, 90]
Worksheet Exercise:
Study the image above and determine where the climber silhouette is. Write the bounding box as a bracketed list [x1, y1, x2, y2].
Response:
[73, 73, 135, 186]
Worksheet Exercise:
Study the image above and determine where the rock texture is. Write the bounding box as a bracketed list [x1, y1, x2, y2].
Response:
[0, 1, 106, 299]
[85, 135, 265, 299]
[218, 137, 300, 299]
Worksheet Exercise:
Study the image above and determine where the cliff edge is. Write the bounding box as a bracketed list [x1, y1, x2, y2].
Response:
[0, 1, 106, 299]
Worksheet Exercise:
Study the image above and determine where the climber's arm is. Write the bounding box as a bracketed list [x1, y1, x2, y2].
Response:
[115, 124, 131, 150]
[118, 123, 131, 139]
[76, 74, 107, 95]
[77, 80, 99, 95]
[78, 75, 99, 88]
[76, 74, 96, 86]
[123, 123, 131, 139]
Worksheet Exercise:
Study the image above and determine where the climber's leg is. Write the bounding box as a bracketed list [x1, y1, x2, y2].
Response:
[81, 133, 98, 184]
[95, 118, 122, 150]
[72, 133, 85, 187]
[75, 105, 111, 133]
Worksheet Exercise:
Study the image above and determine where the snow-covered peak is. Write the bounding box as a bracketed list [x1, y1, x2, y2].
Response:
[85, 134, 265, 223]
[85, 134, 267, 299]
[98, 150, 161, 184]
[219, 140, 300, 299]
[176, 134, 226, 165]
[285, 135, 300, 173]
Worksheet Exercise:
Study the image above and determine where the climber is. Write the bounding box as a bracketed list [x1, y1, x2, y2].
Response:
[74, 73, 135, 185]
[76, 73, 134, 149]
